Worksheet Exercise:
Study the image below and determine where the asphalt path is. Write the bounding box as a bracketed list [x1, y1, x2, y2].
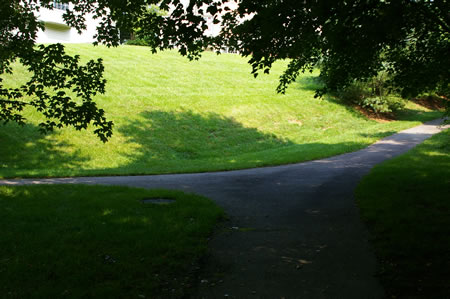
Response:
[1, 119, 448, 299]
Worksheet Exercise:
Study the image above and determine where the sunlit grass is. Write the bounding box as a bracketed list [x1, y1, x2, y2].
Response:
[0, 185, 224, 298]
[0, 44, 443, 178]
[356, 129, 450, 298]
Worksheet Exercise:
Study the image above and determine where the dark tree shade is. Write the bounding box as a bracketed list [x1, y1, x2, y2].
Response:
[216, 0, 450, 98]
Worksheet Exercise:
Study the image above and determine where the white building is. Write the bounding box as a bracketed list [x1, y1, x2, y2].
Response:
[36, 1, 100, 44]
[177, 0, 239, 37]
[35, 1, 247, 45]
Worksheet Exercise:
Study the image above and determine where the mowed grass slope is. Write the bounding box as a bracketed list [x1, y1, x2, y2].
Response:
[0, 44, 443, 178]
[356, 129, 450, 298]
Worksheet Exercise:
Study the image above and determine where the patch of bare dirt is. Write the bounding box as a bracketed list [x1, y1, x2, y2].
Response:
[412, 95, 448, 110]
[288, 119, 303, 126]
[353, 105, 395, 123]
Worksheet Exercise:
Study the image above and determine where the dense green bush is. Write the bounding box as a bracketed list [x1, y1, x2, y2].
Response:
[337, 82, 368, 103]
[360, 96, 405, 114]
[436, 83, 450, 101]
[125, 38, 150, 46]
[338, 73, 405, 114]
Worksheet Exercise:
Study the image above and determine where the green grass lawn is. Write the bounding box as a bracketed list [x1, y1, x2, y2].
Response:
[356, 129, 450, 298]
[0, 44, 443, 178]
[0, 185, 224, 298]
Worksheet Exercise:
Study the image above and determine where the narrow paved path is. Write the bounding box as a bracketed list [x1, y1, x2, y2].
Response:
[1, 119, 448, 298]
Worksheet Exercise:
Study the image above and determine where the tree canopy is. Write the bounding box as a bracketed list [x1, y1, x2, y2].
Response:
[1, 0, 449, 141]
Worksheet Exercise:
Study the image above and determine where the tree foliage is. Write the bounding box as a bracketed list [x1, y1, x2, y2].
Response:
[0, 0, 115, 141]
[1, 0, 449, 140]
[215, 0, 449, 98]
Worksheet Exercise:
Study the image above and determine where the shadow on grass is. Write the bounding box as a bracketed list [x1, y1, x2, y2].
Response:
[0, 108, 444, 178]
[395, 108, 444, 121]
[359, 131, 397, 139]
[294, 76, 374, 121]
[108, 109, 397, 174]
[1, 110, 379, 177]
[0, 184, 222, 297]
[117, 110, 294, 162]
[0, 123, 87, 177]
[294, 75, 324, 91]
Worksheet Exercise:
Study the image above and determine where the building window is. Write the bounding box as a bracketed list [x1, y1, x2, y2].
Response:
[53, 1, 69, 11]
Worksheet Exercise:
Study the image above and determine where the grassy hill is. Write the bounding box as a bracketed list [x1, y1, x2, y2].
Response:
[0, 44, 443, 178]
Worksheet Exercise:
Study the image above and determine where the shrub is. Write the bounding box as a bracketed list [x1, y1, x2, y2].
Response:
[360, 96, 405, 114]
[125, 38, 150, 47]
[338, 73, 405, 114]
[436, 83, 450, 99]
[337, 82, 369, 103]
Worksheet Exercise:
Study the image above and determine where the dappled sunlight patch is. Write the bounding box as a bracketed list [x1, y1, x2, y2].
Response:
[0, 123, 90, 177]
[102, 209, 113, 216]
[427, 151, 449, 157]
